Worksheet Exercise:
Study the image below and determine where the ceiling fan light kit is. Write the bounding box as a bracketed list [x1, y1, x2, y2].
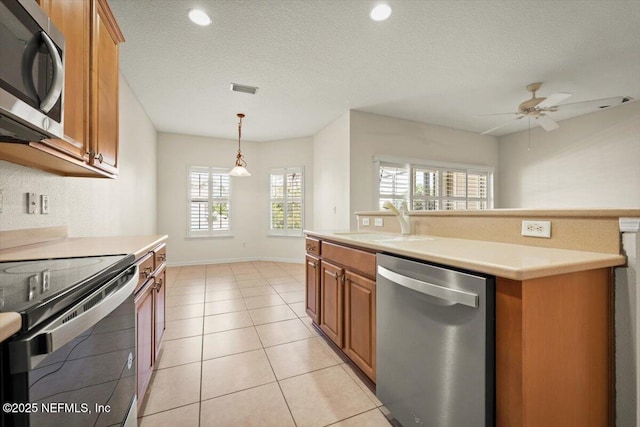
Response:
[480, 82, 632, 135]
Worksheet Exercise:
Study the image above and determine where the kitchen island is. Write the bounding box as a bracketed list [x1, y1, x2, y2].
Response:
[305, 224, 629, 427]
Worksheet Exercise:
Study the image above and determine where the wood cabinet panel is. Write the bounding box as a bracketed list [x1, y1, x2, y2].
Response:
[39, 0, 90, 160]
[344, 271, 376, 381]
[135, 280, 154, 402]
[496, 269, 612, 427]
[321, 241, 376, 277]
[305, 237, 320, 256]
[154, 267, 166, 359]
[320, 260, 343, 347]
[305, 254, 320, 323]
[89, 0, 124, 174]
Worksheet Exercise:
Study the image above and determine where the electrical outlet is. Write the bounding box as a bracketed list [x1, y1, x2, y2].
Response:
[374, 218, 384, 227]
[27, 193, 37, 214]
[521, 220, 551, 238]
[41, 195, 49, 214]
[362, 217, 370, 226]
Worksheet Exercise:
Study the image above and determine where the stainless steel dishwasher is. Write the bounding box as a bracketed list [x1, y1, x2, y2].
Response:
[376, 253, 495, 427]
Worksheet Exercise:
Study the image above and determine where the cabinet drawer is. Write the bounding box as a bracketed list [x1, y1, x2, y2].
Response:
[136, 253, 154, 293]
[305, 237, 321, 256]
[154, 243, 167, 270]
[322, 241, 376, 278]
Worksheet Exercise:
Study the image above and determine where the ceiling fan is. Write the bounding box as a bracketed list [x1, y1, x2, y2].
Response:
[480, 82, 632, 135]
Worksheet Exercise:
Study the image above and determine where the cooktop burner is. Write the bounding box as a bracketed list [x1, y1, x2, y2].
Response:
[0, 254, 134, 331]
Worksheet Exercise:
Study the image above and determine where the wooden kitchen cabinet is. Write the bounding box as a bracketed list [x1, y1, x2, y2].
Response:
[306, 237, 377, 382]
[0, 0, 124, 177]
[344, 271, 376, 381]
[319, 260, 343, 346]
[134, 242, 167, 406]
[305, 254, 321, 323]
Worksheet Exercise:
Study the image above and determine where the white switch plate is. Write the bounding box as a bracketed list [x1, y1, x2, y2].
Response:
[374, 218, 384, 227]
[41, 195, 49, 214]
[521, 220, 551, 238]
[27, 192, 37, 214]
[362, 217, 370, 226]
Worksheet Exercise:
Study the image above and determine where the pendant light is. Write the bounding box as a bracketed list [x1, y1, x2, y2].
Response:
[229, 113, 251, 177]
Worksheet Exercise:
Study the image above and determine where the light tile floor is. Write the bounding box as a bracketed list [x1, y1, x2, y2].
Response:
[138, 261, 391, 427]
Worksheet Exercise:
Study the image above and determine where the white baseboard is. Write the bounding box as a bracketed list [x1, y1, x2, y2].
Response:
[166, 256, 304, 268]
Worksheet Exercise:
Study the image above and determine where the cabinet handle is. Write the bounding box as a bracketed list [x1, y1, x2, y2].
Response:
[155, 278, 163, 292]
[334, 272, 340, 280]
[158, 254, 167, 261]
[95, 153, 103, 163]
[140, 271, 150, 279]
[307, 261, 316, 268]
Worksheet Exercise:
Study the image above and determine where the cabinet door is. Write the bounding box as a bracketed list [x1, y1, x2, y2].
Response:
[154, 267, 166, 358]
[320, 260, 343, 347]
[39, 0, 90, 160]
[344, 271, 376, 382]
[135, 281, 154, 404]
[305, 254, 321, 324]
[89, 0, 124, 174]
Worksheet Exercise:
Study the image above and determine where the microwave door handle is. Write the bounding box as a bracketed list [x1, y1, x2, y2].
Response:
[8, 266, 138, 374]
[39, 31, 64, 113]
[21, 32, 41, 105]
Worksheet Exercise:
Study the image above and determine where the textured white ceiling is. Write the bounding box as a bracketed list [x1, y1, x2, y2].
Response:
[109, 0, 640, 141]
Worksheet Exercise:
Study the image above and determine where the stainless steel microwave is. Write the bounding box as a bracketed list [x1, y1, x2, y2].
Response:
[0, 0, 65, 143]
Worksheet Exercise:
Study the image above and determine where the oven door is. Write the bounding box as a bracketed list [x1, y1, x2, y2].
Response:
[1, 266, 137, 427]
[0, 0, 64, 142]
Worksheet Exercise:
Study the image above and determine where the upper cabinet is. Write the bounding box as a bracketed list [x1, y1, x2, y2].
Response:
[0, 0, 124, 178]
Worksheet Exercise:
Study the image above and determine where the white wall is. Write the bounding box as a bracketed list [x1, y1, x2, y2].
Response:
[349, 110, 500, 228]
[0, 76, 157, 236]
[498, 101, 640, 208]
[157, 132, 313, 265]
[312, 112, 351, 230]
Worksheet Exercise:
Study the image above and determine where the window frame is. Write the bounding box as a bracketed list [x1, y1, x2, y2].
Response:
[268, 166, 304, 237]
[186, 165, 233, 238]
[374, 156, 494, 211]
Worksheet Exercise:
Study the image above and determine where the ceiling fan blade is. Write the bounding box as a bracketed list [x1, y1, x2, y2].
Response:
[481, 117, 522, 135]
[537, 115, 559, 132]
[537, 92, 572, 108]
[548, 96, 632, 112]
[475, 112, 519, 117]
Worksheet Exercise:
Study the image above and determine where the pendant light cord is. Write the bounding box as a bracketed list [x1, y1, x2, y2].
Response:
[235, 113, 247, 167]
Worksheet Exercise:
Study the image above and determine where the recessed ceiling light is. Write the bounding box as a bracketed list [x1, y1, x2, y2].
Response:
[370, 4, 392, 21]
[188, 8, 211, 26]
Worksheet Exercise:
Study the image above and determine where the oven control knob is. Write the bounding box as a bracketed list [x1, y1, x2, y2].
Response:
[127, 352, 133, 370]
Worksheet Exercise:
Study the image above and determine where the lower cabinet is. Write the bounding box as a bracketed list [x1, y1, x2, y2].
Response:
[344, 271, 376, 382]
[307, 238, 377, 382]
[134, 243, 167, 407]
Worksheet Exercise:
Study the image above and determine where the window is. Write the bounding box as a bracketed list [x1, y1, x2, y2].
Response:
[269, 167, 303, 236]
[377, 159, 493, 211]
[188, 166, 231, 237]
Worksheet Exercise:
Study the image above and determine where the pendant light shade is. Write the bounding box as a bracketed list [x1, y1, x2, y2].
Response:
[229, 113, 251, 177]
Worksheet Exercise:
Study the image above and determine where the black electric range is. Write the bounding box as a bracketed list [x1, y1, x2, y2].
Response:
[0, 254, 138, 427]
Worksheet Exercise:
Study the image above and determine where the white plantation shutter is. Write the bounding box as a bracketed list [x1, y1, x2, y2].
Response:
[377, 160, 493, 211]
[270, 167, 304, 235]
[188, 166, 231, 237]
[379, 163, 409, 210]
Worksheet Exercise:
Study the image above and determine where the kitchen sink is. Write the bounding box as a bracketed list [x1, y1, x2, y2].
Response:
[333, 232, 432, 242]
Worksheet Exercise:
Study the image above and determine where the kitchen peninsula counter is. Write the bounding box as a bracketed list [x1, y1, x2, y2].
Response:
[305, 230, 626, 281]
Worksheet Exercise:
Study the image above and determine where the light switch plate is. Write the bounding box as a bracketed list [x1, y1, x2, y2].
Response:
[362, 217, 370, 226]
[41, 195, 49, 214]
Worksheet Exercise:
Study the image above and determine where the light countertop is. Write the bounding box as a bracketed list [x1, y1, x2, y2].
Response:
[0, 235, 168, 262]
[305, 230, 626, 281]
[0, 234, 167, 343]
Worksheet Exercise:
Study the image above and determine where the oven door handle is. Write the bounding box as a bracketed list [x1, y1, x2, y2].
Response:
[8, 265, 138, 374]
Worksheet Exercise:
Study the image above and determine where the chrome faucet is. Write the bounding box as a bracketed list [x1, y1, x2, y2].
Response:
[383, 201, 411, 235]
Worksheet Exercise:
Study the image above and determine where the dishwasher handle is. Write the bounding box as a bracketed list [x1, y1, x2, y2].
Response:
[377, 265, 478, 308]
